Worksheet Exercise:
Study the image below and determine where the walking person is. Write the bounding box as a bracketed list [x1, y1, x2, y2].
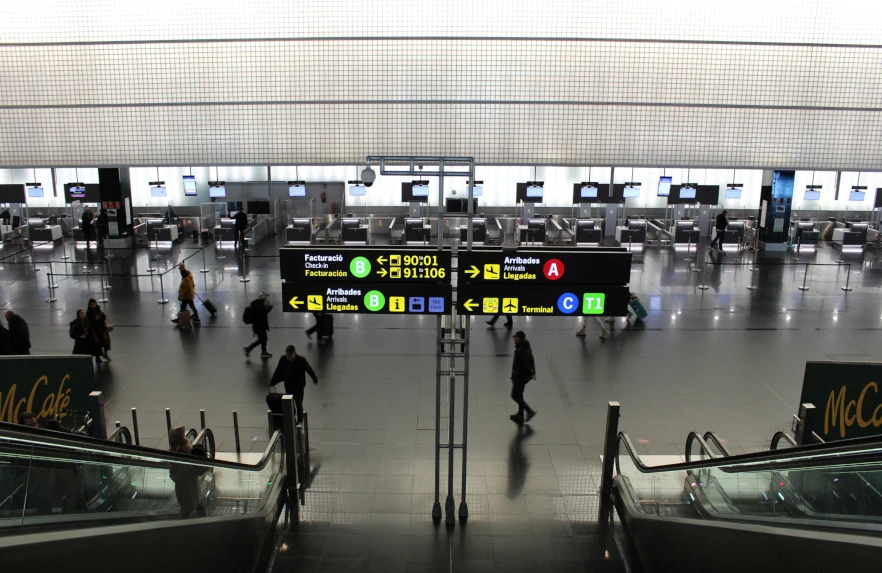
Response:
[86, 299, 111, 362]
[69, 309, 93, 356]
[575, 317, 611, 340]
[173, 264, 200, 324]
[709, 210, 728, 252]
[5, 310, 31, 355]
[269, 345, 319, 421]
[168, 426, 209, 518]
[81, 207, 94, 249]
[243, 292, 273, 359]
[486, 313, 513, 328]
[0, 320, 13, 355]
[232, 208, 248, 248]
[509, 331, 537, 423]
[96, 208, 109, 247]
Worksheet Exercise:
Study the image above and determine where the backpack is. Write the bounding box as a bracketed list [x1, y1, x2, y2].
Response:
[69, 321, 78, 340]
[242, 305, 254, 325]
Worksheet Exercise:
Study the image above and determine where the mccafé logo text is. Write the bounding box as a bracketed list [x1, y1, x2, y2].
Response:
[0, 374, 73, 423]
[825, 381, 882, 438]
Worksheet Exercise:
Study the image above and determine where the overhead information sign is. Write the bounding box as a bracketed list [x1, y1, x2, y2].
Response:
[281, 248, 451, 283]
[282, 281, 451, 314]
[457, 284, 630, 317]
[458, 250, 631, 285]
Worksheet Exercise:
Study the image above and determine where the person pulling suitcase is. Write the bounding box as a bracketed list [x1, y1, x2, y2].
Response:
[268, 345, 318, 421]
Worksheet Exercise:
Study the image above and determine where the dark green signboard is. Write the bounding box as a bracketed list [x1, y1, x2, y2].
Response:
[0, 355, 95, 425]
[799, 361, 882, 441]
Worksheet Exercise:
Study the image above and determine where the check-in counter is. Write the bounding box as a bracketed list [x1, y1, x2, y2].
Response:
[832, 222, 868, 247]
[674, 220, 700, 246]
[341, 218, 368, 244]
[615, 220, 646, 248]
[458, 218, 487, 244]
[286, 218, 312, 244]
[27, 219, 63, 243]
[518, 219, 546, 245]
[791, 222, 820, 247]
[716, 221, 745, 249]
[214, 218, 237, 243]
[574, 219, 602, 245]
[403, 218, 431, 244]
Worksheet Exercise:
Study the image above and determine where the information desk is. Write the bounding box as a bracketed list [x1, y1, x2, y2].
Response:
[457, 284, 630, 317]
[457, 250, 631, 285]
[282, 280, 451, 314]
[281, 247, 452, 283]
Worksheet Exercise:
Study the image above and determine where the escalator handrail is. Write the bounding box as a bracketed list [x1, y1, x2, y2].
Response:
[107, 426, 133, 444]
[770, 431, 797, 450]
[703, 431, 733, 457]
[0, 422, 284, 473]
[683, 432, 718, 463]
[615, 430, 882, 476]
[191, 427, 216, 459]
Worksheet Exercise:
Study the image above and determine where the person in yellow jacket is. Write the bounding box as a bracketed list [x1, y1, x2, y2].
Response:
[173, 263, 200, 323]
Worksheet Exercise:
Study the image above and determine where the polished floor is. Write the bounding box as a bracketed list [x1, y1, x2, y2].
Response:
[3, 235, 882, 572]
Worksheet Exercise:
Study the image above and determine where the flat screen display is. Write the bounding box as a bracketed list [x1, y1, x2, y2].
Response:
[849, 190, 866, 202]
[27, 186, 44, 198]
[183, 175, 197, 196]
[657, 176, 672, 197]
[209, 185, 226, 198]
[467, 185, 483, 197]
[150, 185, 167, 198]
[412, 184, 429, 197]
[580, 186, 598, 199]
[725, 188, 742, 199]
[623, 186, 640, 199]
[348, 185, 365, 196]
[526, 185, 544, 198]
[680, 187, 696, 200]
[69, 186, 86, 198]
[289, 185, 306, 197]
[804, 190, 821, 201]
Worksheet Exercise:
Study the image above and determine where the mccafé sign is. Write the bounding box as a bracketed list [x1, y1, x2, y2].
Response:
[800, 361, 882, 441]
[0, 355, 95, 425]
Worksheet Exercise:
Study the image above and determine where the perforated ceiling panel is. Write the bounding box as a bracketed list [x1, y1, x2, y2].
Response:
[1, 0, 881, 168]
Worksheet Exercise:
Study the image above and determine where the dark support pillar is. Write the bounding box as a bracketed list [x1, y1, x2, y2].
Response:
[597, 401, 620, 527]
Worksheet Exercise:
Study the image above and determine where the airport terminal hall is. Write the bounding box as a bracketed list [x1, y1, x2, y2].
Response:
[4, 1, 882, 571]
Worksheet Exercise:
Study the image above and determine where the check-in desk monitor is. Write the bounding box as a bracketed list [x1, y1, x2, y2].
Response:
[575, 219, 601, 245]
[341, 218, 367, 243]
[459, 218, 487, 243]
[286, 218, 312, 243]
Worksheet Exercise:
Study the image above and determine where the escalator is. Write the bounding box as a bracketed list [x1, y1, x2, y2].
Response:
[0, 422, 288, 572]
[613, 430, 882, 572]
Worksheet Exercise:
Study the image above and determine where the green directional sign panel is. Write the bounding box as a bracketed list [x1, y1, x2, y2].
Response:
[280, 247, 452, 283]
[282, 281, 451, 314]
[457, 284, 630, 317]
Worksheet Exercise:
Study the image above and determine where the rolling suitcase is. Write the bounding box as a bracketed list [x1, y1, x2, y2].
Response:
[177, 309, 193, 331]
[196, 294, 217, 317]
[629, 297, 648, 321]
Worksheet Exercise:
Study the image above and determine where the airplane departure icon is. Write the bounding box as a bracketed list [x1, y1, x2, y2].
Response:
[502, 298, 518, 313]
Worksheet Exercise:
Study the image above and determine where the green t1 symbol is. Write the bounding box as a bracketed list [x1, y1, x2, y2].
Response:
[350, 256, 371, 278]
[364, 290, 386, 312]
[582, 293, 605, 315]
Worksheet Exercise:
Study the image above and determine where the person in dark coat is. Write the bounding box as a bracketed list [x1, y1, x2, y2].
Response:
[5, 310, 30, 355]
[0, 322, 13, 355]
[244, 293, 273, 359]
[86, 299, 110, 362]
[168, 426, 208, 518]
[231, 209, 248, 248]
[509, 331, 537, 424]
[96, 209, 109, 246]
[269, 345, 318, 421]
[81, 207, 94, 248]
[710, 210, 728, 252]
[70, 309, 94, 356]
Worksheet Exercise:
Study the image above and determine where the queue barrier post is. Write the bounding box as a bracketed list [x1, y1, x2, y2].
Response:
[841, 263, 854, 292]
[131, 408, 141, 446]
[233, 410, 241, 453]
[798, 263, 811, 292]
[158, 271, 169, 304]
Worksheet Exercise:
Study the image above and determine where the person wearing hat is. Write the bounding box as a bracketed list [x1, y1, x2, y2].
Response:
[244, 292, 273, 359]
[269, 345, 318, 421]
[509, 330, 537, 423]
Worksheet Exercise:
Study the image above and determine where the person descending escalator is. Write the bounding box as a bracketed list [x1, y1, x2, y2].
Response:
[168, 426, 209, 518]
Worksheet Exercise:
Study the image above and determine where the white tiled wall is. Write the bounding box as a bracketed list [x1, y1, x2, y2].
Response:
[0, 1, 881, 168]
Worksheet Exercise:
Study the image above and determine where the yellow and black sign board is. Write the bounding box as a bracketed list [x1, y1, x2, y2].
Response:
[458, 284, 630, 317]
[281, 247, 451, 283]
[458, 250, 631, 285]
[0, 355, 95, 426]
[283, 281, 451, 315]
